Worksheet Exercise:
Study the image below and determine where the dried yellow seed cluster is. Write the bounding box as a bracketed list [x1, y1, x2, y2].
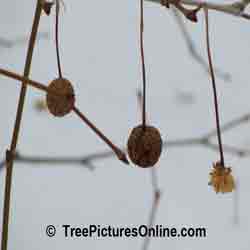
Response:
[209, 162, 235, 193]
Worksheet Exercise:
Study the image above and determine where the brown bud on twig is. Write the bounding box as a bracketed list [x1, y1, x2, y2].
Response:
[5, 150, 13, 163]
[41, 1, 54, 15]
[185, 6, 202, 22]
[175, 4, 201, 22]
[127, 125, 162, 168]
[114, 148, 130, 165]
[160, 0, 170, 8]
[161, 0, 201, 23]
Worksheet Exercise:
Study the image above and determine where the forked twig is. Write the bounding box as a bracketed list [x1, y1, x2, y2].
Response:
[147, 0, 250, 20]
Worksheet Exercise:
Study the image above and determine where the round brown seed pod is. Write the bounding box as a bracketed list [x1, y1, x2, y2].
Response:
[127, 125, 162, 168]
[46, 78, 75, 117]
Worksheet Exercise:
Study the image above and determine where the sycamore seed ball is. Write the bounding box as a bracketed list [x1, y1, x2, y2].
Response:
[46, 78, 75, 117]
[127, 125, 162, 168]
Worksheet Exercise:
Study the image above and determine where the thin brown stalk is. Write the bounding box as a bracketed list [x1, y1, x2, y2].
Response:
[172, 8, 231, 81]
[55, 0, 63, 78]
[136, 90, 161, 250]
[204, 7, 225, 166]
[1, 111, 250, 172]
[1, 2, 42, 250]
[0, 68, 48, 93]
[203, 113, 250, 139]
[0, 67, 75, 99]
[140, 0, 147, 129]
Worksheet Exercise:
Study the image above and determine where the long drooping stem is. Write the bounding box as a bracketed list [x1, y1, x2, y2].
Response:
[55, 0, 63, 78]
[140, 0, 147, 129]
[1, 2, 42, 250]
[204, 7, 225, 166]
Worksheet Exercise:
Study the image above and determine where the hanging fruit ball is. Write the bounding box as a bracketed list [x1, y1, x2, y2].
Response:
[46, 78, 75, 117]
[127, 125, 162, 168]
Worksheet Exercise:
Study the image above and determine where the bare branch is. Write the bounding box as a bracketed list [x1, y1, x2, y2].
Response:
[136, 90, 162, 250]
[141, 189, 161, 250]
[203, 113, 250, 139]
[0, 32, 49, 49]
[203, 141, 249, 157]
[147, 0, 250, 20]
[1, 111, 250, 172]
[172, 8, 231, 81]
[0, 152, 96, 171]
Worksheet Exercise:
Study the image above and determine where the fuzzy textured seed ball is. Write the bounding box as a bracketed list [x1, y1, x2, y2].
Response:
[46, 78, 75, 117]
[209, 162, 235, 193]
[127, 125, 162, 168]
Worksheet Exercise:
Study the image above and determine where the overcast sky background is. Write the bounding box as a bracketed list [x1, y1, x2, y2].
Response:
[1, 0, 250, 249]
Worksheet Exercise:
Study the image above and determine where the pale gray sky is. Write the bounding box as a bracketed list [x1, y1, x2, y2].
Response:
[1, 1, 250, 249]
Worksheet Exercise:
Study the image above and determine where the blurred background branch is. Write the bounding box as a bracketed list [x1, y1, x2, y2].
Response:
[1, 110, 250, 171]
[172, 8, 231, 81]
[147, 0, 250, 19]
[0, 32, 49, 49]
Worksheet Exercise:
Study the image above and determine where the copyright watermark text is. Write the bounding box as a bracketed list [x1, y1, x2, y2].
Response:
[46, 224, 206, 238]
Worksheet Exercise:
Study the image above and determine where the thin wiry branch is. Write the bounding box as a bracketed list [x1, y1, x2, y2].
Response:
[0, 152, 100, 171]
[1, 2, 43, 250]
[1, 112, 250, 171]
[147, 0, 250, 20]
[172, 8, 231, 81]
[204, 142, 250, 157]
[136, 90, 162, 250]
[13, 153, 96, 170]
[141, 188, 161, 250]
[203, 113, 250, 139]
[0, 32, 49, 49]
